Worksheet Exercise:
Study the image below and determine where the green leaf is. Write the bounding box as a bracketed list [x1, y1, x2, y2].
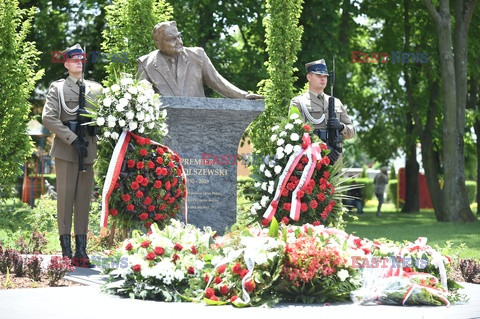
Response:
[268, 217, 279, 238]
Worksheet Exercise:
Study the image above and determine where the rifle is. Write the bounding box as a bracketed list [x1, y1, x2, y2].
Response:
[76, 46, 88, 172]
[326, 57, 342, 163]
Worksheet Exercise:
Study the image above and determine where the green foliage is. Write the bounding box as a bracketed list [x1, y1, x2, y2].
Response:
[102, 0, 173, 82]
[388, 179, 398, 207]
[248, 0, 303, 156]
[341, 178, 374, 201]
[0, 0, 43, 196]
[465, 181, 476, 205]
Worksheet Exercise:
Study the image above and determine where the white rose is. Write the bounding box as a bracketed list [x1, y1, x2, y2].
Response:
[276, 152, 285, 160]
[290, 133, 300, 141]
[120, 77, 133, 86]
[111, 132, 119, 140]
[285, 123, 294, 130]
[96, 117, 105, 126]
[277, 138, 285, 146]
[284, 144, 294, 154]
[271, 125, 279, 132]
[270, 134, 278, 142]
[276, 147, 284, 155]
[147, 122, 155, 129]
[261, 182, 267, 191]
[118, 119, 126, 127]
[274, 165, 282, 174]
[107, 115, 116, 128]
[115, 103, 125, 112]
[103, 131, 111, 138]
[260, 195, 270, 207]
[259, 164, 265, 172]
[264, 169, 272, 178]
[254, 182, 261, 188]
[137, 95, 147, 104]
[118, 97, 128, 107]
[136, 111, 145, 121]
[294, 119, 303, 124]
[267, 185, 274, 194]
[279, 131, 287, 137]
[102, 88, 110, 95]
[138, 126, 145, 133]
[124, 92, 132, 100]
[337, 269, 349, 282]
[293, 145, 302, 153]
[128, 86, 138, 95]
[144, 114, 151, 122]
[110, 84, 120, 92]
[290, 113, 299, 119]
[269, 180, 275, 186]
[125, 110, 134, 120]
[103, 97, 112, 107]
[129, 121, 138, 131]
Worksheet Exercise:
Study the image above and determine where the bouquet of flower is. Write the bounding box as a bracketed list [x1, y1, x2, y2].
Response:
[106, 133, 186, 230]
[102, 220, 215, 301]
[84, 73, 168, 140]
[248, 112, 345, 229]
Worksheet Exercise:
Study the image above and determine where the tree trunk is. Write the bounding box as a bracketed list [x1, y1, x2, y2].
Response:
[402, 0, 420, 213]
[469, 75, 480, 215]
[423, 0, 476, 221]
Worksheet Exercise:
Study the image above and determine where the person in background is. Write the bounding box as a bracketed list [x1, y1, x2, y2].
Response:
[344, 182, 364, 214]
[374, 166, 389, 216]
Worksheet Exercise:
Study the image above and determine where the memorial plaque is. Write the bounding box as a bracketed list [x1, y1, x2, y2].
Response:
[161, 97, 264, 233]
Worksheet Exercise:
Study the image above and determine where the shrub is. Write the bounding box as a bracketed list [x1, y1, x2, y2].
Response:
[459, 259, 480, 283]
[388, 179, 398, 207]
[0, 248, 17, 273]
[47, 256, 75, 286]
[25, 255, 43, 281]
[465, 181, 476, 205]
[341, 177, 374, 202]
[13, 253, 24, 277]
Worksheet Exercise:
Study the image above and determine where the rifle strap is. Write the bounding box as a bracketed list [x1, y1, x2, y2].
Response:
[58, 80, 89, 116]
[297, 95, 325, 125]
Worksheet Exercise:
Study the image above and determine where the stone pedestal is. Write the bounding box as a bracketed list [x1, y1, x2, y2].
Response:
[161, 97, 264, 233]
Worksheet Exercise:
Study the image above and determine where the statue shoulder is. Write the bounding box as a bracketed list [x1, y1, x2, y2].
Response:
[137, 50, 159, 64]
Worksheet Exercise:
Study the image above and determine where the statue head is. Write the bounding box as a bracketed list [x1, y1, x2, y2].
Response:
[153, 21, 184, 57]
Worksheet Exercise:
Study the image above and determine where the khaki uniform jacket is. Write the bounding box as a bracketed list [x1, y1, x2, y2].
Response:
[42, 76, 103, 164]
[290, 91, 356, 140]
[136, 47, 248, 98]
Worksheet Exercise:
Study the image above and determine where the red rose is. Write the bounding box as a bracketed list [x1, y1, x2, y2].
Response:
[172, 178, 178, 187]
[154, 180, 162, 189]
[191, 246, 198, 254]
[323, 171, 330, 179]
[125, 243, 133, 251]
[172, 253, 180, 262]
[153, 213, 161, 220]
[322, 156, 331, 165]
[313, 221, 321, 226]
[261, 219, 269, 227]
[139, 212, 149, 220]
[159, 204, 167, 211]
[240, 269, 249, 278]
[176, 167, 183, 176]
[187, 266, 195, 275]
[156, 147, 164, 155]
[232, 263, 242, 275]
[109, 208, 118, 216]
[297, 190, 305, 198]
[168, 161, 174, 168]
[286, 182, 295, 191]
[143, 196, 152, 205]
[148, 205, 155, 212]
[146, 252, 155, 260]
[159, 213, 167, 220]
[122, 193, 131, 202]
[167, 197, 175, 204]
[230, 296, 238, 302]
[174, 243, 183, 251]
[175, 188, 181, 198]
[316, 162, 323, 170]
[214, 276, 222, 284]
[132, 264, 141, 272]
[244, 280, 256, 292]
[130, 181, 139, 190]
[303, 124, 311, 131]
[154, 246, 165, 256]
[295, 163, 304, 171]
[300, 202, 308, 212]
[140, 240, 150, 248]
[127, 159, 135, 168]
[283, 203, 291, 211]
[317, 193, 326, 202]
[281, 217, 289, 224]
[301, 156, 308, 164]
[145, 222, 152, 228]
[206, 291, 216, 300]
[219, 285, 229, 295]
[309, 199, 318, 209]
[321, 211, 328, 220]
[217, 264, 226, 274]
[204, 274, 210, 283]
[281, 188, 289, 197]
[135, 190, 144, 199]
[165, 181, 171, 191]
[136, 161, 145, 169]
[126, 204, 135, 211]
[147, 160, 155, 169]
[114, 182, 120, 189]
[140, 178, 149, 187]
[139, 148, 148, 157]
[156, 157, 164, 165]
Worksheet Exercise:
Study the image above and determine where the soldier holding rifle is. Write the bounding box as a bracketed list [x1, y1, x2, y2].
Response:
[42, 44, 102, 267]
[290, 59, 355, 164]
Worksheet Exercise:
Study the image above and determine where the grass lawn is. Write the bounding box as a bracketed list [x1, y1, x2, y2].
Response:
[345, 201, 480, 259]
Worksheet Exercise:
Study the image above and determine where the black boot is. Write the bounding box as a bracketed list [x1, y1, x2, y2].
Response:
[59, 234, 73, 258]
[73, 234, 94, 268]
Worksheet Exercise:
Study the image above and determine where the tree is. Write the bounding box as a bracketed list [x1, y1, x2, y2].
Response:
[0, 0, 44, 195]
[423, 0, 477, 221]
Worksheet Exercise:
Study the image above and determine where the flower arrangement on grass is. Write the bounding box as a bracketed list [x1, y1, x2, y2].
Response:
[84, 73, 168, 140]
[103, 220, 215, 301]
[248, 111, 345, 229]
[106, 133, 186, 230]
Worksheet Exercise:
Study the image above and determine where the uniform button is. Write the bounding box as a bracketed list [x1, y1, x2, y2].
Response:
[66, 137, 70, 141]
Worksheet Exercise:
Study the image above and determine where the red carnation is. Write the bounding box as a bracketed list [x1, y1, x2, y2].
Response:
[147, 160, 155, 169]
[187, 266, 195, 275]
[220, 285, 229, 295]
[297, 190, 304, 198]
[172, 253, 180, 262]
[135, 190, 144, 199]
[191, 246, 198, 254]
[232, 263, 242, 275]
[132, 264, 141, 272]
[159, 213, 167, 220]
[316, 162, 323, 170]
[320, 143, 328, 150]
[109, 208, 118, 216]
[140, 240, 150, 248]
[323, 171, 330, 179]
[130, 181, 139, 190]
[148, 205, 155, 212]
[281, 188, 289, 197]
[143, 196, 152, 205]
[146, 252, 155, 261]
[156, 147, 164, 155]
[122, 193, 131, 202]
[309, 199, 318, 209]
[174, 243, 183, 251]
[217, 264, 226, 274]
[283, 203, 292, 211]
[214, 276, 222, 284]
[205, 288, 215, 298]
[127, 159, 135, 168]
[125, 243, 133, 251]
[126, 204, 135, 211]
[154, 246, 165, 256]
[176, 167, 183, 176]
[245, 280, 256, 292]
[281, 217, 289, 225]
[295, 163, 304, 171]
[303, 124, 311, 131]
[136, 161, 144, 169]
[156, 157, 164, 165]
[317, 193, 326, 202]
[153, 180, 162, 189]
[140, 178, 149, 187]
[301, 156, 308, 164]
[153, 213, 161, 220]
[322, 156, 331, 165]
[139, 148, 148, 157]
[300, 202, 308, 212]
[165, 181, 171, 191]
[172, 178, 178, 187]
[139, 212, 149, 220]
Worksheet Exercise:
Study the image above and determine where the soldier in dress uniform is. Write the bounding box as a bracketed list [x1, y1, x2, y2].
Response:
[290, 59, 355, 162]
[42, 44, 102, 267]
[137, 20, 263, 99]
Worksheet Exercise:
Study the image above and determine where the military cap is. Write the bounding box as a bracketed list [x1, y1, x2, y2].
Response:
[62, 43, 84, 59]
[305, 59, 329, 75]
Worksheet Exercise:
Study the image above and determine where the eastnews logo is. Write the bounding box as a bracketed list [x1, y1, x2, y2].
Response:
[351, 256, 428, 269]
[51, 51, 129, 64]
[351, 51, 429, 64]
